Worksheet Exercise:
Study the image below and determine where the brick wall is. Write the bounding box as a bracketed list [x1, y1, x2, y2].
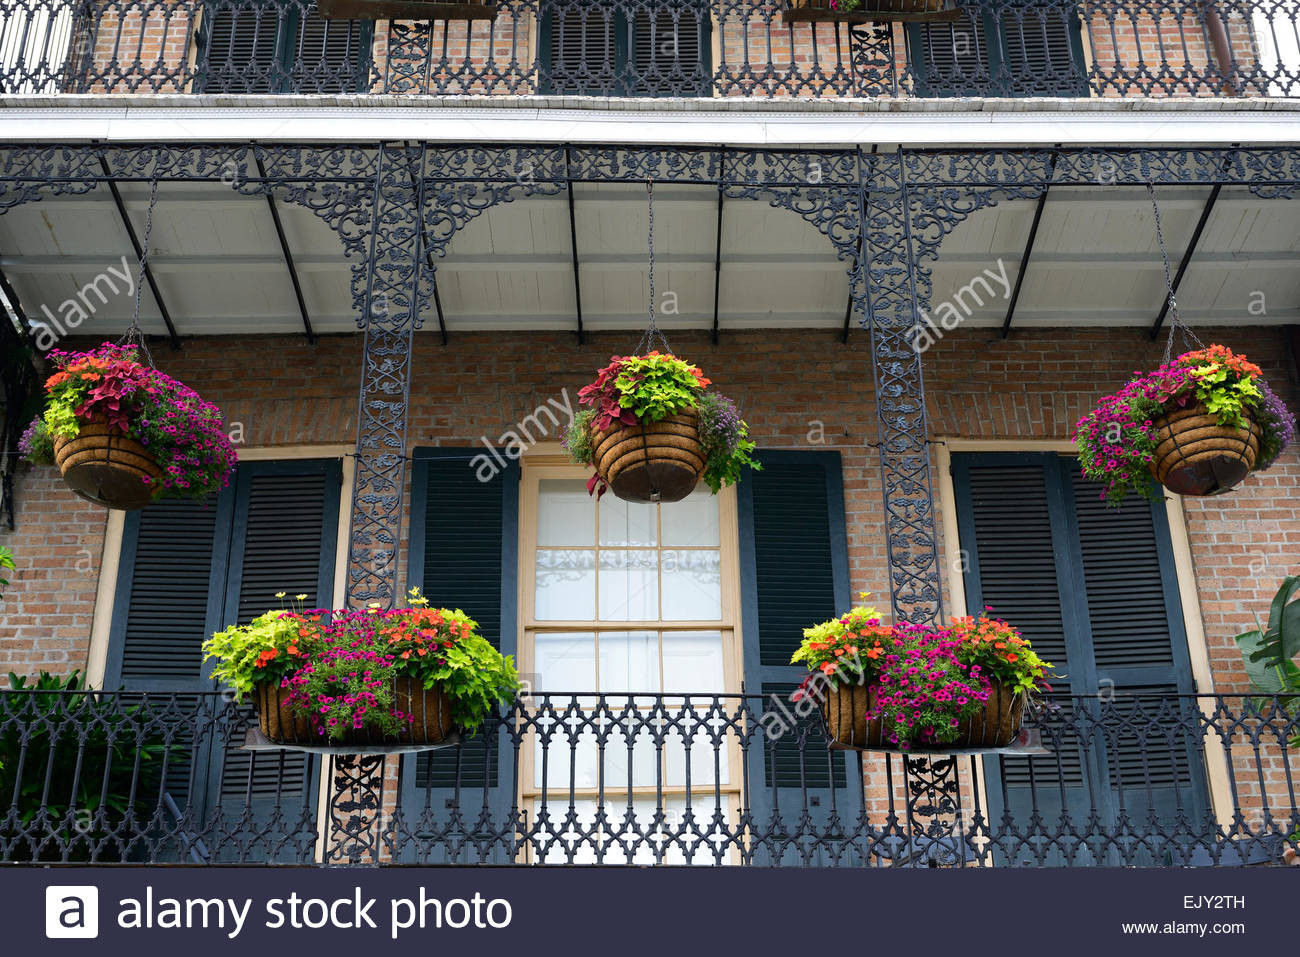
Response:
[2, 323, 1296, 827]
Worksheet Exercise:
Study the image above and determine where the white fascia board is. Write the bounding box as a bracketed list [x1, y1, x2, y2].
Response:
[1, 96, 1299, 145]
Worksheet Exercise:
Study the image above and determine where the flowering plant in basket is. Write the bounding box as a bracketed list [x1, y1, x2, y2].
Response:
[791, 597, 1052, 750]
[1073, 345, 1295, 505]
[203, 589, 519, 741]
[564, 352, 760, 497]
[19, 343, 237, 499]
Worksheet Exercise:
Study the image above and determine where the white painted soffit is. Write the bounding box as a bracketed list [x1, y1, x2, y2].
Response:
[0, 95, 1299, 146]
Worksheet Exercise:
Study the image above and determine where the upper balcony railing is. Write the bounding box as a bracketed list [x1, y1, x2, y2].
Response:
[0, 0, 1296, 100]
[2, 689, 1297, 865]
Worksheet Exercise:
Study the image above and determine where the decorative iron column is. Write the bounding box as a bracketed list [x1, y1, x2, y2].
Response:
[327, 142, 432, 864]
[856, 147, 962, 862]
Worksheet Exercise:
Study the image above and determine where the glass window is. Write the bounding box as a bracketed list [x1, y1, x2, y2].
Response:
[522, 466, 740, 861]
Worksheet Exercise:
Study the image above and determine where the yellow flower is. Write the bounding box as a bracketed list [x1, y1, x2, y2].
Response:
[295, 593, 308, 601]
[274, 591, 286, 598]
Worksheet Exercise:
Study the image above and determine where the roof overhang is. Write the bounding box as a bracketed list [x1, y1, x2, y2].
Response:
[2, 95, 1300, 146]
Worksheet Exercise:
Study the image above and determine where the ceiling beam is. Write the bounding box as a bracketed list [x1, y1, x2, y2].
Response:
[98, 158, 181, 350]
[255, 154, 314, 344]
[567, 176, 584, 344]
[1001, 186, 1049, 339]
[1149, 183, 1222, 341]
[712, 186, 723, 346]
[0, 256, 33, 343]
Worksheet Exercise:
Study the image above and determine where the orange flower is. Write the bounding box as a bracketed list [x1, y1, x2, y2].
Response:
[819, 662, 837, 675]
[44, 371, 70, 389]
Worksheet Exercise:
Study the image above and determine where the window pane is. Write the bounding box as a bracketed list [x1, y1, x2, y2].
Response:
[664, 711, 730, 788]
[538, 479, 595, 546]
[535, 549, 596, 620]
[599, 494, 657, 547]
[661, 550, 721, 620]
[598, 550, 658, 621]
[662, 631, 725, 693]
[661, 487, 719, 547]
[599, 631, 659, 693]
[534, 632, 596, 692]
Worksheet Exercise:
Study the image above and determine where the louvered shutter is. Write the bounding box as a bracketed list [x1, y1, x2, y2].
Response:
[999, 5, 1083, 95]
[911, 1, 1083, 97]
[200, 2, 286, 93]
[108, 459, 341, 862]
[398, 450, 518, 862]
[288, 10, 371, 93]
[208, 461, 340, 862]
[545, 5, 619, 95]
[631, 7, 708, 96]
[953, 452, 1209, 864]
[107, 494, 233, 820]
[114, 496, 224, 685]
[913, 12, 991, 96]
[738, 451, 859, 864]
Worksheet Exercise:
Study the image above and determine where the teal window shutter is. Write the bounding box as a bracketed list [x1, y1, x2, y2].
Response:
[197, 2, 373, 94]
[908, 1, 1086, 97]
[737, 450, 859, 864]
[398, 448, 518, 862]
[540, 1, 711, 96]
[106, 458, 341, 862]
[952, 451, 1211, 864]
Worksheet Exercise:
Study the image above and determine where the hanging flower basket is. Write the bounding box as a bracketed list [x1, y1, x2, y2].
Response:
[591, 413, 705, 504]
[1149, 403, 1264, 497]
[19, 343, 238, 511]
[782, 0, 961, 24]
[565, 353, 760, 503]
[255, 677, 456, 747]
[1074, 345, 1295, 505]
[792, 599, 1052, 753]
[204, 590, 519, 749]
[51, 422, 165, 511]
[316, 0, 497, 20]
[820, 680, 1024, 751]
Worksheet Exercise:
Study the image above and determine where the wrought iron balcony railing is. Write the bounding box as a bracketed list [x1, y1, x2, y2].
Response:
[1, 688, 1296, 865]
[0, 0, 1295, 99]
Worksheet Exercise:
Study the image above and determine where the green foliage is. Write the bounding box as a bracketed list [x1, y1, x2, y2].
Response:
[203, 595, 327, 700]
[0, 671, 168, 862]
[1234, 575, 1300, 698]
[0, 546, 13, 601]
[695, 392, 761, 493]
[203, 589, 519, 739]
[614, 353, 704, 422]
[564, 408, 597, 467]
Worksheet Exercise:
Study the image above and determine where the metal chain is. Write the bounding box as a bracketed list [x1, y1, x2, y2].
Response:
[117, 177, 159, 368]
[1147, 182, 1204, 364]
[637, 180, 671, 356]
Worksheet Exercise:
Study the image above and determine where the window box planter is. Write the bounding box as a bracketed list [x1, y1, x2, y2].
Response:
[317, 0, 497, 20]
[1150, 403, 1263, 497]
[255, 677, 456, 747]
[821, 680, 1024, 751]
[793, 601, 1051, 753]
[204, 591, 519, 751]
[781, 0, 961, 25]
[51, 421, 165, 511]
